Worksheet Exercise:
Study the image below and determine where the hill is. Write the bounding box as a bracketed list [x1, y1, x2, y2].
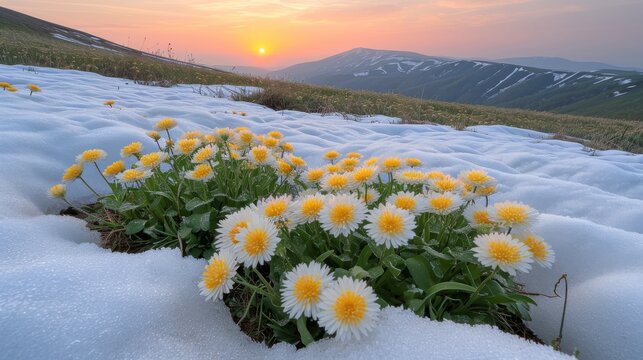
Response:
[0, 6, 641, 152]
[272, 48, 643, 120]
[495, 56, 643, 73]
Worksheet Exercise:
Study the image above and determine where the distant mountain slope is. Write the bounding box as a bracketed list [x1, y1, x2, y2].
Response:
[212, 65, 271, 77]
[495, 56, 643, 73]
[272, 48, 643, 120]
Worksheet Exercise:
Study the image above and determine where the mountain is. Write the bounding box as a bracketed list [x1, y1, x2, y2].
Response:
[212, 65, 271, 77]
[272, 48, 643, 120]
[495, 56, 643, 73]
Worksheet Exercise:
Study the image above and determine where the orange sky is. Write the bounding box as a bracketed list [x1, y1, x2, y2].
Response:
[4, 0, 643, 69]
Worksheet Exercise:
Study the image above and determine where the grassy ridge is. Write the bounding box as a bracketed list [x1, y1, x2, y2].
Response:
[1, 6, 641, 152]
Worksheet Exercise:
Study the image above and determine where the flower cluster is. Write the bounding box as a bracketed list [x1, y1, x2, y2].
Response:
[50, 115, 555, 347]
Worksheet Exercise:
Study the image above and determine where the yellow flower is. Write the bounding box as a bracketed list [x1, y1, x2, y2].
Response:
[238, 130, 255, 144]
[47, 184, 66, 198]
[174, 138, 201, 155]
[248, 145, 274, 165]
[339, 157, 360, 171]
[519, 233, 555, 268]
[155, 117, 177, 130]
[27, 83, 41, 95]
[304, 168, 325, 184]
[288, 155, 306, 167]
[76, 149, 107, 163]
[0, 82, 11, 89]
[262, 136, 280, 148]
[476, 185, 497, 197]
[137, 152, 168, 169]
[6, 86, 18, 92]
[346, 152, 363, 159]
[394, 170, 425, 184]
[363, 156, 380, 167]
[430, 175, 462, 193]
[120, 142, 143, 157]
[425, 170, 446, 180]
[103, 100, 115, 107]
[62, 163, 83, 182]
[192, 146, 216, 163]
[381, 157, 403, 172]
[268, 130, 283, 139]
[325, 164, 342, 174]
[491, 201, 538, 230]
[276, 160, 293, 176]
[406, 158, 422, 167]
[323, 150, 341, 161]
[322, 173, 351, 192]
[146, 130, 161, 141]
[103, 160, 126, 177]
[473, 233, 533, 275]
[459, 169, 494, 187]
[203, 134, 217, 144]
[351, 166, 378, 185]
[185, 164, 214, 181]
[117, 169, 152, 183]
[281, 142, 295, 152]
[181, 130, 204, 140]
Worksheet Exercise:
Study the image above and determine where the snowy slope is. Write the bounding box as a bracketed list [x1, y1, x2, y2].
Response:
[1, 64, 642, 359]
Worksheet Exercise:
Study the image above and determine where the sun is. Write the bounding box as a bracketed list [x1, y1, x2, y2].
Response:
[258, 48, 266, 55]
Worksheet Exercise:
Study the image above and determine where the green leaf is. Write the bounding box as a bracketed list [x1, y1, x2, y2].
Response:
[185, 198, 213, 211]
[315, 250, 334, 263]
[356, 245, 373, 267]
[349, 266, 370, 279]
[405, 256, 433, 290]
[425, 281, 476, 300]
[296, 317, 314, 346]
[367, 265, 385, 280]
[125, 219, 146, 235]
[177, 225, 192, 239]
[334, 268, 350, 279]
[423, 246, 452, 261]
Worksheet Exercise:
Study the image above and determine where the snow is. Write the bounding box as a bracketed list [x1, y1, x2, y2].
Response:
[548, 72, 568, 82]
[483, 67, 521, 96]
[353, 71, 369, 77]
[613, 91, 627, 97]
[2, 64, 642, 359]
[618, 79, 632, 85]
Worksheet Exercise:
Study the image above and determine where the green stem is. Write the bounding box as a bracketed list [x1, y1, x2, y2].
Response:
[79, 176, 100, 197]
[457, 267, 498, 313]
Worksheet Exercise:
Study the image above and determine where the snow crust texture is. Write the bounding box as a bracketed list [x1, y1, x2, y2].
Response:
[2, 64, 641, 359]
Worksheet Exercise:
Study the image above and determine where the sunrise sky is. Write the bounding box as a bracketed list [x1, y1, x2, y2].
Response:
[4, 0, 642, 69]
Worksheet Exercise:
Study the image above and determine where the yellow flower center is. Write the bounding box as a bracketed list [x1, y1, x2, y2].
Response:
[277, 161, 293, 175]
[523, 236, 548, 261]
[62, 164, 83, 181]
[121, 169, 146, 181]
[177, 139, 199, 154]
[243, 229, 269, 256]
[382, 157, 402, 170]
[80, 149, 105, 162]
[406, 158, 422, 167]
[377, 210, 405, 235]
[239, 131, 254, 143]
[329, 203, 355, 225]
[155, 117, 176, 130]
[400, 170, 424, 181]
[251, 147, 269, 162]
[263, 137, 280, 148]
[347, 152, 362, 159]
[300, 198, 324, 217]
[147, 131, 161, 140]
[434, 178, 459, 192]
[324, 150, 340, 160]
[333, 290, 367, 325]
[496, 204, 528, 224]
[425, 171, 446, 180]
[289, 156, 306, 167]
[472, 210, 493, 225]
[193, 147, 214, 162]
[228, 221, 248, 245]
[264, 200, 288, 218]
[202, 258, 229, 290]
[477, 185, 497, 196]
[466, 170, 490, 184]
[488, 240, 523, 264]
[327, 174, 349, 189]
[364, 157, 380, 166]
[394, 196, 416, 211]
[430, 196, 454, 211]
[326, 164, 341, 173]
[268, 131, 283, 139]
[48, 184, 66, 198]
[352, 168, 375, 182]
[121, 142, 142, 156]
[140, 152, 164, 168]
[182, 131, 203, 140]
[103, 160, 125, 176]
[306, 168, 325, 182]
[191, 164, 212, 179]
[293, 275, 322, 303]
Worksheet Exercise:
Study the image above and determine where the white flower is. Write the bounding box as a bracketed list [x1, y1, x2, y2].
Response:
[317, 277, 380, 341]
[463, 204, 495, 228]
[350, 166, 379, 186]
[198, 250, 238, 301]
[248, 145, 275, 166]
[359, 188, 380, 206]
[281, 262, 334, 319]
[115, 168, 152, 183]
[184, 163, 214, 181]
[234, 215, 280, 267]
[289, 192, 325, 225]
[215, 207, 257, 251]
[257, 194, 292, 221]
[393, 169, 425, 185]
[386, 191, 428, 215]
[490, 201, 539, 231]
[458, 169, 495, 188]
[426, 192, 463, 215]
[518, 233, 555, 268]
[319, 194, 367, 237]
[191, 145, 217, 163]
[473, 233, 533, 275]
[364, 204, 416, 249]
[321, 173, 353, 193]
